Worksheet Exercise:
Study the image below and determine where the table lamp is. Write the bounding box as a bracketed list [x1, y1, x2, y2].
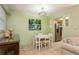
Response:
[8, 28, 13, 39]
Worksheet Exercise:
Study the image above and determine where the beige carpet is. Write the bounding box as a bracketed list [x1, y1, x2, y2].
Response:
[20, 42, 63, 55]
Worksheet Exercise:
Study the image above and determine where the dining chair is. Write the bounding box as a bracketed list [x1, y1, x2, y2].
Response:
[33, 33, 43, 50]
[48, 33, 53, 47]
[42, 33, 53, 48]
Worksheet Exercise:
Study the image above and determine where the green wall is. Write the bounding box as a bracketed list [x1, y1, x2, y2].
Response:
[6, 11, 49, 47]
[6, 5, 79, 47]
[49, 5, 79, 40]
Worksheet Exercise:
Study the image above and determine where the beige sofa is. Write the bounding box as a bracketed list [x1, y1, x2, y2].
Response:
[62, 36, 79, 55]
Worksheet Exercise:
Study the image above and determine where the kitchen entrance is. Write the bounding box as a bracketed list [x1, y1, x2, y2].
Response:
[54, 17, 63, 42]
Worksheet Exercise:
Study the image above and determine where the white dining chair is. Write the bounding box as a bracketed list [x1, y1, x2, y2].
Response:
[33, 33, 43, 50]
[48, 33, 53, 47]
[42, 33, 53, 48]
[40, 33, 53, 48]
[42, 35, 50, 48]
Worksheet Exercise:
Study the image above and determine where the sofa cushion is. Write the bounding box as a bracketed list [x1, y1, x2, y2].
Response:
[62, 42, 79, 55]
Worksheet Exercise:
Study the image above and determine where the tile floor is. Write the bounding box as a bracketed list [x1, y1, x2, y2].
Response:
[20, 42, 63, 55]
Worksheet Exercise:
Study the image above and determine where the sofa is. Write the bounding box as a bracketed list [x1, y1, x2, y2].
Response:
[62, 36, 79, 55]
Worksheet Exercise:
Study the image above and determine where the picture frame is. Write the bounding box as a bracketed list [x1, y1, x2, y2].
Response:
[29, 19, 41, 30]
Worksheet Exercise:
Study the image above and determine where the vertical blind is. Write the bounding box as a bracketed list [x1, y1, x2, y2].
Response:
[0, 19, 4, 31]
[0, 6, 6, 31]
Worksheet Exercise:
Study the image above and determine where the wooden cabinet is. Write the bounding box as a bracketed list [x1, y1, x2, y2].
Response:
[0, 39, 19, 55]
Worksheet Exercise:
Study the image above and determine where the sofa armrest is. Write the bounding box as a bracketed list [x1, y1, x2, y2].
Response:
[62, 42, 79, 55]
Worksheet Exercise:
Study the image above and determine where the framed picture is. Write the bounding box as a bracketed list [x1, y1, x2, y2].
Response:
[29, 19, 41, 30]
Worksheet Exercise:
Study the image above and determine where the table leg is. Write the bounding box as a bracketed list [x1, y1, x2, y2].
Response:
[45, 38, 46, 48]
[39, 38, 40, 51]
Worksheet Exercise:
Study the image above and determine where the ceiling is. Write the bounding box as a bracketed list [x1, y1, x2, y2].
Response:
[3, 4, 77, 14]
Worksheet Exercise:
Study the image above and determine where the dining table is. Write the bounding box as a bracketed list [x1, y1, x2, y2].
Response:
[34, 34, 50, 50]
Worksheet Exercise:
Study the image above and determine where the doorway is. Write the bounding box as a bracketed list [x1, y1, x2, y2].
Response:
[54, 18, 63, 42]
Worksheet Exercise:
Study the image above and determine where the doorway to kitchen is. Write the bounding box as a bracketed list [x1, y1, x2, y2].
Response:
[54, 17, 63, 42]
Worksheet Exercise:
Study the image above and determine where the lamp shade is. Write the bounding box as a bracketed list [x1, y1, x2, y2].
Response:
[9, 28, 13, 32]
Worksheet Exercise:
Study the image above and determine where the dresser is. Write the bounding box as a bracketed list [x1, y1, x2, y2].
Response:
[0, 38, 19, 55]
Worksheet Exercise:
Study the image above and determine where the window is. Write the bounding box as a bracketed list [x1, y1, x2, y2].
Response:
[0, 18, 4, 31]
[0, 6, 6, 32]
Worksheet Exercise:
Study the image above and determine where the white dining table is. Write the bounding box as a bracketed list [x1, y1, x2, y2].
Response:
[36, 34, 49, 39]
[34, 34, 50, 50]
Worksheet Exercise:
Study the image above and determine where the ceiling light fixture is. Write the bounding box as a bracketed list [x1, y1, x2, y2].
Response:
[38, 7, 47, 16]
